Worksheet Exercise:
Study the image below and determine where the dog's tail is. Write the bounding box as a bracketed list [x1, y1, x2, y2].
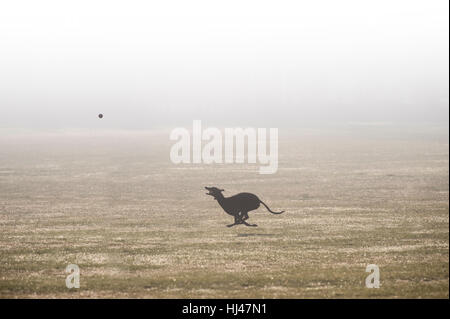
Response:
[260, 200, 284, 214]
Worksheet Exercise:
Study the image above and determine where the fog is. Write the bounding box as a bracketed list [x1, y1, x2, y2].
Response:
[0, 0, 448, 130]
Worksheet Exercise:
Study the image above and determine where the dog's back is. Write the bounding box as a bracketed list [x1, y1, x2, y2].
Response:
[227, 192, 260, 211]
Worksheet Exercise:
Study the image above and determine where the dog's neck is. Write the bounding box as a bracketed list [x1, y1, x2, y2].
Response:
[213, 193, 225, 202]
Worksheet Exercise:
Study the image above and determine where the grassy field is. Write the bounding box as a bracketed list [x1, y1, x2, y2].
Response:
[0, 126, 448, 298]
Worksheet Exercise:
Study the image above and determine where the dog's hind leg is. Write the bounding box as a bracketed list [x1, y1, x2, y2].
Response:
[239, 211, 255, 226]
[242, 220, 257, 227]
[227, 215, 241, 227]
[238, 211, 250, 222]
[234, 212, 256, 227]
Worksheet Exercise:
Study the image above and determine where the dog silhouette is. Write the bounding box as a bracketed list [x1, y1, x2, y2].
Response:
[205, 187, 284, 227]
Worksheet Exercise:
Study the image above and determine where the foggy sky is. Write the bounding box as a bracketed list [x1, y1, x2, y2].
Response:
[0, 0, 448, 130]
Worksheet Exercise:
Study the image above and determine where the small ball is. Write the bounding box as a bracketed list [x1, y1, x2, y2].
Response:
[98, 114, 103, 119]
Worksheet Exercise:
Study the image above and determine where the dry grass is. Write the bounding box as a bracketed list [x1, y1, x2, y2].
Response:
[0, 126, 448, 298]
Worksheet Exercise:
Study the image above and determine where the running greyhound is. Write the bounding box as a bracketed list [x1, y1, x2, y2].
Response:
[205, 186, 284, 227]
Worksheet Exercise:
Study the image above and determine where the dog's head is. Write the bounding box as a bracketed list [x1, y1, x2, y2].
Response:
[205, 186, 224, 199]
